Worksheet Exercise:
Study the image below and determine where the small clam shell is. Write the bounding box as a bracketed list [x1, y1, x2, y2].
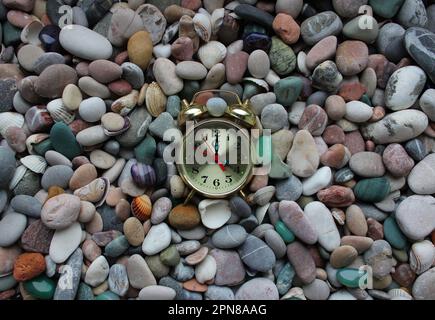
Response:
[131, 163, 156, 188]
[103, 117, 131, 137]
[145, 82, 167, 117]
[388, 288, 413, 300]
[243, 77, 270, 92]
[9, 165, 28, 190]
[131, 194, 152, 222]
[20, 20, 43, 45]
[20, 155, 47, 173]
[193, 13, 212, 42]
[331, 208, 346, 225]
[47, 98, 75, 124]
[198, 41, 227, 69]
[162, 22, 179, 45]
[73, 177, 110, 207]
[0, 112, 25, 136]
[111, 90, 139, 116]
[211, 8, 225, 35]
[198, 199, 231, 229]
[410, 240, 435, 275]
[25, 133, 50, 155]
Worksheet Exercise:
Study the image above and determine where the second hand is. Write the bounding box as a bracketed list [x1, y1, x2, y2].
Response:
[203, 137, 225, 171]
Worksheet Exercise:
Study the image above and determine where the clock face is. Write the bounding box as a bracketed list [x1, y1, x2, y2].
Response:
[178, 119, 253, 198]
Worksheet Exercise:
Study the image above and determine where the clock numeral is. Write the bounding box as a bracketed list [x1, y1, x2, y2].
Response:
[192, 167, 199, 174]
[201, 176, 208, 183]
[213, 179, 220, 187]
[225, 175, 232, 183]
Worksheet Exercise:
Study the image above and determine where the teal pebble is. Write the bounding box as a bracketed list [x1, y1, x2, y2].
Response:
[369, 0, 405, 19]
[134, 134, 156, 165]
[166, 95, 181, 118]
[104, 235, 129, 258]
[336, 268, 363, 288]
[383, 216, 407, 250]
[274, 76, 303, 107]
[95, 291, 120, 300]
[275, 220, 295, 244]
[276, 263, 295, 295]
[360, 94, 372, 106]
[77, 283, 95, 300]
[50, 122, 82, 160]
[3, 22, 22, 47]
[354, 177, 391, 203]
[33, 138, 53, 156]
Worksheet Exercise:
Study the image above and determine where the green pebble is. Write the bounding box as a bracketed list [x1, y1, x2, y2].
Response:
[242, 83, 264, 101]
[50, 122, 82, 160]
[3, 21, 22, 47]
[360, 94, 372, 106]
[33, 138, 53, 156]
[145, 255, 170, 278]
[336, 268, 363, 288]
[269, 37, 296, 76]
[160, 245, 180, 267]
[95, 291, 120, 300]
[275, 220, 295, 244]
[104, 235, 129, 258]
[384, 216, 407, 250]
[134, 134, 156, 165]
[369, 0, 405, 19]
[297, 196, 314, 209]
[166, 95, 181, 118]
[276, 263, 295, 295]
[354, 177, 391, 203]
[77, 283, 95, 300]
[23, 275, 56, 300]
[180, 80, 200, 102]
[274, 76, 303, 107]
[0, 274, 17, 292]
[342, 15, 379, 44]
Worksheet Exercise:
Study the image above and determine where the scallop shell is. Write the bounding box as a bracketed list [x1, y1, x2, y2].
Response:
[198, 41, 227, 69]
[20, 20, 43, 45]
[73, 177, 110, 207]
[145, 82, 167, 117]
[131, 163, 156, 188]
[20, 155, 47, 173]
[388, 288, 413, 300]
[0, 112, 25, 136]
[211, 8, 225, 35]
[111, 90, 139, 116]
[103, 117, 131, 136]
[193, 13, 212, 42]
[410, 240, 435, 274]
[47, 98, 75, 124]
[131, 194, 152, 222]
[198, 199, 231, 229]
[25, 133, 50, 155]
[9, 165, 28, 190]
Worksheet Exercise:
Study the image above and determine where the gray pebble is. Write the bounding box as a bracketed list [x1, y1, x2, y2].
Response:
[275, 175, 302, 201]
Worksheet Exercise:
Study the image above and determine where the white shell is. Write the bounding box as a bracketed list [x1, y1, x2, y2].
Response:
[388, 288, 413, 300]
[410, 240, 435, 274]
[25, 133, 50, 155]
[198, 41, 227, 69]
[0, 112, 25, 136]
[21, 20, 43, 45]
[211, 8, 225, 35]
[193, 13, 212, 42]
[198, 199, 231, 229]
[47, 98, 75, 124]
[9, 165, 28, 190]
[20, 155, 47, 173]
[256, 203, 270, 224]
[243, 77, 270, 92]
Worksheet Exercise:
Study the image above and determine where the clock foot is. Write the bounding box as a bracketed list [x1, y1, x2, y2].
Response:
[184, 189, 196, 205]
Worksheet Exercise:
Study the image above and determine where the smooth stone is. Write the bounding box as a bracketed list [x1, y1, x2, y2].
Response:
[345, 101, 373, 123]
[121, 62, 144, 90]
[176, 61, 207, 80]
[302, 166, 332, 196]
[274, 76, 302, 107]
[384, 217, 407, 250]
[195, 255, 216, 284]
[287, 130, 319, 178]
[354, 177, 391, 203]
[95, 291, 119, 300]
[264, 229, 287, 259]
[300, 11, 343, 46]
[211, 225, 248, 249]
[377, 23, 406, 63]
[397, 0, 427, 28]
[286, 241, 316, 284]
[303, 279, 331, 300]
[153, 58, 183, 95]
[276, 262, 295, 295]
[341, 236, 374, 254]
[229, 196, 252, 218]
[413, 267, 435, 300]
[336, 41, 369, 76]
[142, 223, 171, 255]
[420, 89, 435, 121]
[205, 285, 235, 300]
[312, 60, 343, 92]
[408, 154, 435, 194]
[116, 108, 152, 148]
[35, 64, 77, 99]
[41, 194, 81, 229]
[78, 97, 106, 123]
[50, 122, 82, 160]
[298, 104, 328, 136]
[13, 170, 41, 196]
[369, 0, 405, 18]
[0, 213, 27, 247]
[238, 235, 275, 272]
[268, 37, 296, 76]
[138, 285, 176, 300]
[10, 195, 42, 218]
[85, 255, 110, 287]
[45, 151, 72, 168]
[41, 165, 74, 191]
[363, 240, 394, 279]
[127, 254, 156, 289]
[385, 66, 426, 111]
[233, 4, 274, 28]
[171, 261, 194, 282]
[336, 268, 364, 288]
[361, 110, 428, 144]
[275, 176, 302, 201]
[198, 199, 231, 230]
[209, 249, 245, 286]
[248, 50, 270, 78]
[396, 195, 435, 241]
[304, 201, 340, 251]
[0, 147, 16, 188]
[349, 152, 385, 178]
[53, 248, 83, 300]
[343, 15, 379, 44]
[59, 25, 112, 60]
[108, 264, 129, 297]
[160, 245, 180, 267]
[24, 275, 55, 300]
[382, 144, 414, 177]
[235, 278, 278, 300]
[149, 112, 176, 140]
[127, 31, 153, 70]
[49, 222, 82, 263]
[147, 256, 170, 278]
[104, 235, 129, 258]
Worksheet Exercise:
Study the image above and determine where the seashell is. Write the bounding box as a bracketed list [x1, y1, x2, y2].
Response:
[131, 163, 156, 188]
[410, 240, 435, 275]
[242, 77, 270, 92]
[193, 13, 212, 42]
[131, 194, 152, 222]
[20, 155, 47, 173]
[20, 20, 43, 45]
[25, 133, 50, 155]
[211, 8, 225, 35]
[162, 22, 179, 45]
[282, 287, 307, 300]
[111, 90, 139, 116]
[103, 117, 131, 137]
[255, 203, 270, 224]
[388, 288, 413, 300]
[47, 98, 75, 124]
[138, 83, 148, 106]
[145, 82, 167, 117]
[73, 177, 110, 207]
[198, 199, 231, 229]
[9, 165, 28, 190]
[0, 112, 25, 136]
[198, 41, 227, 69]
[331, 208, 346, 225]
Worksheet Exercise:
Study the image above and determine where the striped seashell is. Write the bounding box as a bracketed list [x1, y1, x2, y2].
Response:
[47, 98, 75, 124]
[193, 12, 212, 42]
[0, 112, 25, 136]
[131, 194, 152, 222]
[388, 288, 413, 300]
[131, 163, 156, 188]
[20, 155, 47, 173]
[145, 82, 167, 117]
[211, 8, 225, 36]
[25, 133, 50, 155]
[410, 240, 435, 275]
[9, 165, 28, 190]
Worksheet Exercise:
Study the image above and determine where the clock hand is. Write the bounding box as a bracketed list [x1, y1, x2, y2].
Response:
[203, 137, 225, 171]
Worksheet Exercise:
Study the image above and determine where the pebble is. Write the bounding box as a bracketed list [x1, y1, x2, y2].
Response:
[287, 130, 319, 178]
[382, 144, 415, 177]
[211, 225, 247, 249]
[49, 222, 82, 264]
[300, 11, 343, 46]
[286, 241, 316, 284]
[54, 248, 83, 300]
[209, 249, 245, 286]
[238, 235, 276, 272]
[127, 254, 156, 289]
[142, 223, 172, 255]
[407, 153, 435, 194]
[0, 213, 27, 247]
[349, 152, 385, 178]
[85, 256, 110, 287]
